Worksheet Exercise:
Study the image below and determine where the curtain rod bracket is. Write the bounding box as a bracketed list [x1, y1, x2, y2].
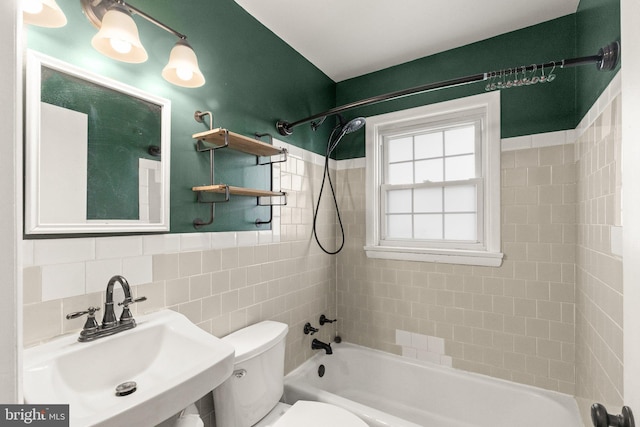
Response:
[598, 41, 620, 71]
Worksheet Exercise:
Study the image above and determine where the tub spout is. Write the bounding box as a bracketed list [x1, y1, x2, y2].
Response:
[311, 339, 333, 355]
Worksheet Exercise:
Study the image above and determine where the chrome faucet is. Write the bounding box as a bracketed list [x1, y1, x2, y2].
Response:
[66, 275, 146, 342]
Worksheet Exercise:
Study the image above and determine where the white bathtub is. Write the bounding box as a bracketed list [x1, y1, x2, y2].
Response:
[283, 343, 582, 427]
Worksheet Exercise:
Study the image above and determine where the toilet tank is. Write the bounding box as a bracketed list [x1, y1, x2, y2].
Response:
[213, 321, 289, 427]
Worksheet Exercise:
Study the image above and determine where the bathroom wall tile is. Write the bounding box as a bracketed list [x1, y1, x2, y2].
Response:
[85, 258, 122, 294]
[179, 251, 202, 277]
[166, 277, 190, 306]
[237, 231, 258, 247]
[190, 274, 212, 301]
[42, 263, 86, 301]
[23, 300, 62, 347]
[532, 131, 567, 149]
[23, 266, 42, 305]
[153, 253, 180, 281]
[136, 281, 166, 314]
[122, 255, 153, 286]
[95, 236, 142, 259]
[22, 153, 336, 380]
[22, 240, 34, 267]
[501, 135, 532, 152]
[142, 234, 181, 255]
[181, 233, 212, 252]
[221, 248, 239, 270]
[33, 238, 95, 266]
[178, 300, 202, 325]
[210, 232, 237, 249]
[428, 336, 445, 354]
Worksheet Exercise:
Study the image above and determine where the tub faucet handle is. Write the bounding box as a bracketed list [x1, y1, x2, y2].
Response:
[304, 322, 319, 335]
[319, 314, 336, 325]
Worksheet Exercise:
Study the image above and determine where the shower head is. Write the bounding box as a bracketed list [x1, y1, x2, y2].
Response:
[341, 117, 366, 134]
[328, 117, 366, 155]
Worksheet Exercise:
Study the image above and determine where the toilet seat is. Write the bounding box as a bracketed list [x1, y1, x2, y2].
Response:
[272, 401, 368, 427]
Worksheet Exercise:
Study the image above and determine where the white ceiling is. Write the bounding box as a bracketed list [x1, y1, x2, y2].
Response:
[233, 0, 580, 82]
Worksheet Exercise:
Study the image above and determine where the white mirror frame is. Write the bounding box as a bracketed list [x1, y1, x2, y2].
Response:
[25, 50, 171, 235]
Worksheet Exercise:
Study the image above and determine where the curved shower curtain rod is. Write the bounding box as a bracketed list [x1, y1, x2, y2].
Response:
[276, 41, 620, 137]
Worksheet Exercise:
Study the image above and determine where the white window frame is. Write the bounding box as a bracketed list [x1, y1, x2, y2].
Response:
[364, 92, 503, 267]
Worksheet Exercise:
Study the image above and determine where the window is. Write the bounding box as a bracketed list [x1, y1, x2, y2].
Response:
[365, 92, 503, 266]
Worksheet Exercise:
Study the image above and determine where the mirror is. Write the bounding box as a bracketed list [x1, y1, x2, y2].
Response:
[25, 50, 171, 235]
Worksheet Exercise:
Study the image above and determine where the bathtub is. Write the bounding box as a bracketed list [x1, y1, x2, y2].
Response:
[283, 343, 582, 427]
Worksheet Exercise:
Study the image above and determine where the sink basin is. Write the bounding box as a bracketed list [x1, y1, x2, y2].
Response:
[24, 310, 235, 427]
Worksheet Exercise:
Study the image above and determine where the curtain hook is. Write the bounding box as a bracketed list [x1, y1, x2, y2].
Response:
[547, 61, 557, 82]
[531, 64, 540, 84]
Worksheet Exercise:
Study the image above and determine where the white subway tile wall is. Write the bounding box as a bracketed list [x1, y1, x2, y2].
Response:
[396, 329, 451, 367]
[22, 145, 339, 427]
[336, 73, 622, 403]
[337, 141, 578, 394]
[574, 89, 623, 420]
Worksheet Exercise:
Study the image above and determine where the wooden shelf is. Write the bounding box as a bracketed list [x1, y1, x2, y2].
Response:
[192, 128, 284, 157]
[192, 184, 285, 198]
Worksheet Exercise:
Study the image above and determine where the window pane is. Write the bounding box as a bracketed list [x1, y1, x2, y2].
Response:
[415, 214, 443, 240]
[445, 126, 475, 156]
[444, 213, 477, 240]
[387, 189, 412, 213]
[387, 137, 413, 163]
[414, 187, 442, 213]
[445, 155, 475, 181]
[387, 214, 412, 239]
[415, 159, 443, 183]
[388, 162, 414, 184]
[444, 185, 476, 212]
[415, 132, 443, 159]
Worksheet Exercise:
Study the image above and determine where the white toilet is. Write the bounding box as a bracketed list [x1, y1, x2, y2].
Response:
[213, 321, 367, 427]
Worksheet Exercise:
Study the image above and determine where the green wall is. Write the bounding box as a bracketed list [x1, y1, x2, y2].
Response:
[27, 0, 335, 234]
[27, 0, 620, 234]
[333, 16, 578, 160]
[333, 0, 620, 161]
[576, 0, 621, 121]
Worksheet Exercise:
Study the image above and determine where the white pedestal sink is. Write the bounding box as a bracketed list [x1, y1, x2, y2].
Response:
[24, 310, 235, 427]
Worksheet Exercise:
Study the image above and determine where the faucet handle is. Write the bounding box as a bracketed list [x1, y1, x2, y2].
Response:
[304, 323, 319, 335]
[118, 296, 147, 308]
[118, 296, 147, 323]
[66, 307, 100, 333]
[319, 314, 337, 325]
[66, 306, 100, 320]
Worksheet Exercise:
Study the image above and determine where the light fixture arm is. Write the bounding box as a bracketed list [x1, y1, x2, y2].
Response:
[122, 1, 186, 40]
[81, 0, 187, 40]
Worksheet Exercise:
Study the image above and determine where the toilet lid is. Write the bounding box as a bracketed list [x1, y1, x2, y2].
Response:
[273, 401, 368, 427]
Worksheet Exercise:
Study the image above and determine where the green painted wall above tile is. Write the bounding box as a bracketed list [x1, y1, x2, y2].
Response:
[333, 15, 579, 160]
[26, 0, 620, 233]
[27, 0, 335, 234]
[576, 0, 621, 122]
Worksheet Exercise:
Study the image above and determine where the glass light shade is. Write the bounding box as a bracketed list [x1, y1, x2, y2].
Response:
[23, 0, 67, 28]
[91, 5, 148, 63]
[162, 40, 205, 88]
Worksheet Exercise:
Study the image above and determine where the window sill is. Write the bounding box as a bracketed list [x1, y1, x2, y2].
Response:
[364, 245, 504, 267]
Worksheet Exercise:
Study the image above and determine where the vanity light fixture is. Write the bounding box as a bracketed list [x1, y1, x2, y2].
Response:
[90, 3, 147, 63]
[81, 0, 205, 87]
[162, 39, 206, 88]
[22, 0, 67, 28]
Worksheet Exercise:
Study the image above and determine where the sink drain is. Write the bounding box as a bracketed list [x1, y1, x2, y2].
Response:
[115, 381, 137, 397]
